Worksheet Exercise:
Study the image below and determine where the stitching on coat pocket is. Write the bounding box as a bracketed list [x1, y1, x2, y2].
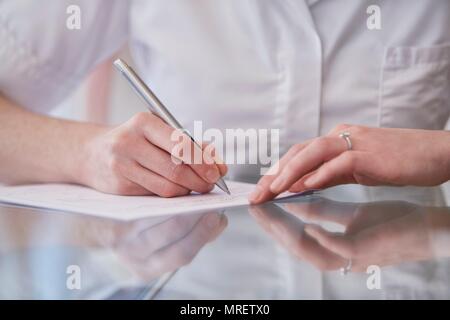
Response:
[379, 44, 450, 129]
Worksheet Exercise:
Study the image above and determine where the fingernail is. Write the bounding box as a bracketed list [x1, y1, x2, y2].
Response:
[213, 152, 225, 165]
[265, 163, 280, 176]
[206, 168, 220, 183]
[270, 176, 285, 193]
[249, 185, 263, 203]
[206, 214, 220, 229]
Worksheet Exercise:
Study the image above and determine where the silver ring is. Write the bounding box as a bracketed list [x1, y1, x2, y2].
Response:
[339, 132, 352, 150]
[340, 259, 352, 276]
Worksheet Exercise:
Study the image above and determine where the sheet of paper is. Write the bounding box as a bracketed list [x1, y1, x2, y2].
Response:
[0, 181, 302, 221]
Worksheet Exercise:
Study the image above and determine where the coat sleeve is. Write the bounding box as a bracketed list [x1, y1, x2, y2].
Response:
[0, 0, 129, 113]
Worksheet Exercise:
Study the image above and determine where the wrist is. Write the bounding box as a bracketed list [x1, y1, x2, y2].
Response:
[430, 131, 450, 184]
[443, 132, 450, 182]
[69, 123, 109, 187]
[424, 207, 450, 258]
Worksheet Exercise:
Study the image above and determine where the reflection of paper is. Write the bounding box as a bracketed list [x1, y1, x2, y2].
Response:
[0, 181, 297, 221]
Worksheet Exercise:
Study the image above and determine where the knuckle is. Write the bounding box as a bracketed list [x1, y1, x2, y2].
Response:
[334, 123, 352, 132]
[130, 112, 151, 127]
[342, 152, 357, 169]
[109, 132, 130, 155]
[351, 125, 365, 134]
[167, 163, 189, 183]
[108, 157, 122, 174]
[290, 143, 304, 153]
[319, 164, 332, 178]
[330, 124, 366, 136]
[284, 162, 297, 174]
[170, 128, 186, 147]
[314, 136, 331, 150]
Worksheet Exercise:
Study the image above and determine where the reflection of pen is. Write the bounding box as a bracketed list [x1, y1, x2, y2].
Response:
[114, 58, 230, 195]
[139, 269, 178, 300]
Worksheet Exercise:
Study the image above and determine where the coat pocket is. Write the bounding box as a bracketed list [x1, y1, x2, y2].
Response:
[379, 44, 450, 129]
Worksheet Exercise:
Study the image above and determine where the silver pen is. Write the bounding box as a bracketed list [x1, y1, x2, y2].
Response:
[113, 58, 230, 194]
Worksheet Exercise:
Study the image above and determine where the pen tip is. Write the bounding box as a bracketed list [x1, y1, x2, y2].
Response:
[216, 179, 230, 195]
[222, 185, 231, 195]
[222, 186, 231, 195]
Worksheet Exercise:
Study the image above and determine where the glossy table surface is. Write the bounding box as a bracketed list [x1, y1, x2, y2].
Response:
[1, 185, 449, 299]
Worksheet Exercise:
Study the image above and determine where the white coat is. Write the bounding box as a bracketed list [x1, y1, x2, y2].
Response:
[1, 0, 450, 300]
[0, 0, 449, 204]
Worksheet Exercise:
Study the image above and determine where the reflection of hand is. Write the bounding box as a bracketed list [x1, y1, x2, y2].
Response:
[81, 112, 227, 196]
[250, 199, 437, 272]
[250, 125, 450, 204]
[249, 204, 346, 271]
[298, 201, 431, 272]
[109, 211, 227, 280]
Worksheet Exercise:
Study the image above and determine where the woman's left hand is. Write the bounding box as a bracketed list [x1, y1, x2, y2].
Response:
[250, 124, 450, 204]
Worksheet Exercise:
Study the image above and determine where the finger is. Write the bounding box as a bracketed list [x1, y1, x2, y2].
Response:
[306, 224, 400, 272]
[136, 212, 227, 278]
[269, 136, 347, 194]
[249, 206, 345, 270]
[281, 199, 357, 226]
[287, 171, 317, 193]
[135, 113, 222, 184]
[124, 161, 191, 197]
[248, 204, 288, 235]
[304, 225, 356, 258]
[249, 142, 310, 204]
[202, 142, 228, 177]
[111, 215, 172, 247]
[116, 178, 155, 196]
[155, 212, 227, 257]
[248, 205, 301, 244]
[133, 140, 214, 194]
[301, 151, 363, 190]
[123, 214, 203, 260]
[198, 211, 229, 243]
[298, 235, 347, 271]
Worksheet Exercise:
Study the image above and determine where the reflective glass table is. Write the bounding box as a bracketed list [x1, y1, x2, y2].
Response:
[1, 185, 449, 299]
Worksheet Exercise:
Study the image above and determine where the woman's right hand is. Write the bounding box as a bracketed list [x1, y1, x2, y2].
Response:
[111, 211, 227, 281]
[79, 112, 227, 196]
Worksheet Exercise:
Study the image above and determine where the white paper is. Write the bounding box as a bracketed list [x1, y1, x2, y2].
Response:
[0, 181, 299, 221]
